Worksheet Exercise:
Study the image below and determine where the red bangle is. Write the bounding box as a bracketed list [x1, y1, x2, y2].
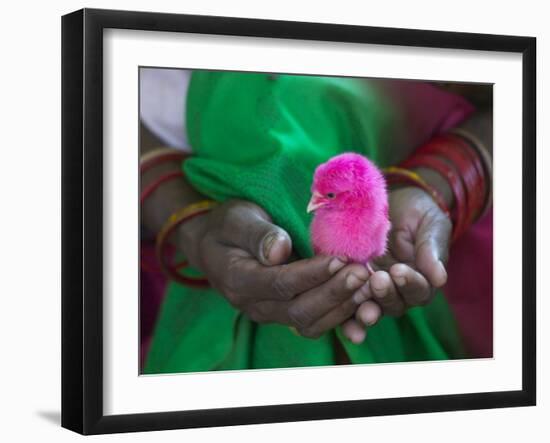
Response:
[140, 147, 187, 173]
[401, 154, 468, 241]
[398, 132, 489, 241]
[140, 170, 184, 205]
[140, 150, 212, 286]
[447, 134, 485, 187]
[140, 151, 187, 174]
[449, 128, 493, 218]
[445, 134, 488, 222]
[157, 211, 211, 288]
[417, 135, 486, 224]
[141, 243, 188, 275]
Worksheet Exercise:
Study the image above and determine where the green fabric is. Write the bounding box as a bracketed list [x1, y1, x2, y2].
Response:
[144, 71, 465, 374]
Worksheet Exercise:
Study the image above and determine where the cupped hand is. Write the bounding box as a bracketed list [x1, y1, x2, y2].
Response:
[177, 200, 370, 338]
[342, 186, 452, 344]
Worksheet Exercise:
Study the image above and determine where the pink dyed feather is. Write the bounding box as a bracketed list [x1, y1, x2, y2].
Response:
[309, 153, 390, 265]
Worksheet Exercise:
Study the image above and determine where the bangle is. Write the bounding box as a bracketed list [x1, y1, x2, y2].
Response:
[140, 170, 184, 205]
[383, 166, 451, 218]
[447, 134, 486, 192]
[449, 128, 493, 218]
[141, 239, 187, 274]
[445, 134, 486, 222]
[415, 134, 487, 225]
[396, 131, 490, 242]
[140, 147, 187, 174]
[401, 154, 468, 241]
[155, 200, 218, 287]
[416, 135, 486, 224]
[140, 148, 188, 205]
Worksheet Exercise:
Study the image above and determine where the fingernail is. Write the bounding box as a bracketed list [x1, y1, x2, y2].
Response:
[438, 260, 447, 277]
[262, 233, 278, 261]
[328, 257, 346, 274]
[346, 273, 364, 291]
[362, 307, 379, 326]
[371, 281, 387, 297]
[350, 329, 366, 344]
[394, 276, 406, 287]
[436, 260, 448, 287]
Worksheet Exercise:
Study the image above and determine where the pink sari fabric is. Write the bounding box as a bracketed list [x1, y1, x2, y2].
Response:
[140, 239, 168, 369]
[445, 210, 493, 357]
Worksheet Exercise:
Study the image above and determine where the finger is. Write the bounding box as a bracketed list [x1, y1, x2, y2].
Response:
[218, 201, 292, 265]
[369, 270, 406, 317]
[341, 318, 367, 344]
[390, 263, 433, 307]
[415, 212, 451, 288]
[298, 297, 358, 339]
[225, 252, 348, 303]
[241, 300, 290, 325]
[415, 241, 448, 288]
[286, 264, 369, 331]
[351, 280, 372, 305]
[355, 300, 382, 327]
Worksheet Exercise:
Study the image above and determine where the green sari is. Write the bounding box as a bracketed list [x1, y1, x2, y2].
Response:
[144, 71, 470, 374]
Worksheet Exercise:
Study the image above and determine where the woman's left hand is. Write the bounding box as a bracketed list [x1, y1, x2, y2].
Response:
[341, 186, 452, 344]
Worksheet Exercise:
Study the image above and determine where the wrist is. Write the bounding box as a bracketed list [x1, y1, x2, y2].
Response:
[141, 167, 208, 237]
[412, 167, 455, 210]
[154, 200, 217, 286]
[175, 209, 211, 269]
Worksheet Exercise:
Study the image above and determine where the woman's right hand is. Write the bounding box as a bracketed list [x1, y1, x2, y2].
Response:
[176, 199, 370, 339]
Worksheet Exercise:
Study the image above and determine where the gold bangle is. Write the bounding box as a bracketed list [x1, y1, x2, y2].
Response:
[155, 199, 218, 287]
[383, 166, 451, 218]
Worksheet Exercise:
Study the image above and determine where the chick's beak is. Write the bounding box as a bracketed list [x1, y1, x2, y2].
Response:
[307, 191, 327, 213]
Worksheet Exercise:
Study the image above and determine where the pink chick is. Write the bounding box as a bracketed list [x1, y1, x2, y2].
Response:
[308, 152, 390, 272]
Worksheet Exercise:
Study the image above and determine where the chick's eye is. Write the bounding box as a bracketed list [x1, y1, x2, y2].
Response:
[326, 192, 335, 199]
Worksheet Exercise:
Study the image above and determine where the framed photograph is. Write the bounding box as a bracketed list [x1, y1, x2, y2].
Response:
[62, 8, 536, 435]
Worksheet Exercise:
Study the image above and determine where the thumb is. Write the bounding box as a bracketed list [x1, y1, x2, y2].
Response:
[253, 221, 293, 266]
[414, 212, 452, 288]
[219, 201, 292, 266]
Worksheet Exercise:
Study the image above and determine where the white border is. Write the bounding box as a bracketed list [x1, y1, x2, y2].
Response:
[103, 29, 523, 415]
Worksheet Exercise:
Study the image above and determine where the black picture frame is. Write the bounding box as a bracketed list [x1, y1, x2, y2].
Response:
[61, 8, 536, 435]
